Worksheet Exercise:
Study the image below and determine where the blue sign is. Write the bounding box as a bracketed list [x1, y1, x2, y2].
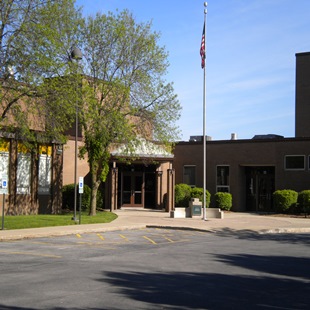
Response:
[1, 175, 8, 194]
[78, 177, 84, 194]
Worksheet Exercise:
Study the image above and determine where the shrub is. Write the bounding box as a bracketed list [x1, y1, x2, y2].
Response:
[175, 183, 192, 208]
[273, 190, 298, 213]
[81, 185, 91, 210]
[62, 184, 91, 211]
[190, 187, 211, 207]
[96, 188, 104, 210]
[214, 192, 232, 211]
[297, 190, 310, 215]
[62, 184, 75, 210]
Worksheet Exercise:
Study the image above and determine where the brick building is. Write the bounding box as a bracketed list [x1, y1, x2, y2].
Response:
[63, 137, 175, 212]
[0, 136, 63, 215]
[173, 52, 310, 212]
[0, 81, 64, 215]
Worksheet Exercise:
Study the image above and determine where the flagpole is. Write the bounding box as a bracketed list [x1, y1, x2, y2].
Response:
[203, 2, 207, 221]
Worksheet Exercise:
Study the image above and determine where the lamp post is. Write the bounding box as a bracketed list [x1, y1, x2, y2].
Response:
[70, 47, 82, 221]
[202, 2, 208, 221]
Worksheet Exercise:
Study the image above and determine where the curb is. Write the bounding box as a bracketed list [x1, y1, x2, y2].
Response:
[1, 224, 310, 241]
[147, 225, 310, 235]
[0, 224, 147, 241]
[259, 227, 310, 234]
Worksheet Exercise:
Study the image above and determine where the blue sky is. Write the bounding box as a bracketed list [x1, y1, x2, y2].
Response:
[76, 0, 310, 141]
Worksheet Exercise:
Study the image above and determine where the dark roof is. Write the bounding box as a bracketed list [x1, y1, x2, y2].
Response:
[252, 134, 284, 140]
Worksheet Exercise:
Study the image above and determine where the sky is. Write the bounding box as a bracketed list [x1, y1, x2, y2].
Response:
[75, 0, 310, 141]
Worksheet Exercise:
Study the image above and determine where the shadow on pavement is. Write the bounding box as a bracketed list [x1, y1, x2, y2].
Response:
[208, 227, 310, 246]
[100, 262, 309, 309]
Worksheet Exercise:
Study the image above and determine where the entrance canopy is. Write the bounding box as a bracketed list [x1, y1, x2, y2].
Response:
[111, 137, 174, 159]
[108, 138, 174, 212]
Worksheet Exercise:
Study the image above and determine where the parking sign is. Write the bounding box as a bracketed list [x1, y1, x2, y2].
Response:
[1, 175, 8, 194]
[79, 177, 84, 194]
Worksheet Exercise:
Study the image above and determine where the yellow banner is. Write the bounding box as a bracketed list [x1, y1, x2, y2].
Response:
[39, 145, 52, 156]
[0, 140, 10, 152]
[17, 142, 31, 154]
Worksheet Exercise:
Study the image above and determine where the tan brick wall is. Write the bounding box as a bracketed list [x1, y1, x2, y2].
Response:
[63, 139, 89, 186]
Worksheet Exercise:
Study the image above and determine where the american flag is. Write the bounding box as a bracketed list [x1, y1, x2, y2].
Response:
[200, 23, 205, 69]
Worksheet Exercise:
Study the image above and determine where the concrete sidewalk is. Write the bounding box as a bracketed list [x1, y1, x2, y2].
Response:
[1, 209, 310, 241]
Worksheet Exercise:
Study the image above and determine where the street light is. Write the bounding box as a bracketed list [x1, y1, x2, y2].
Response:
[70, 47, 82, 221]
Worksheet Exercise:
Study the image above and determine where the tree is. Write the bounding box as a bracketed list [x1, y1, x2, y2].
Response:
[78, 10, 181, 215]
[0, 0, 83, 144]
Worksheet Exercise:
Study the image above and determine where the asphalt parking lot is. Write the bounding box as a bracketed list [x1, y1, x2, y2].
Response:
[0, 228, 207, 259]
[0, 228, 309, 310]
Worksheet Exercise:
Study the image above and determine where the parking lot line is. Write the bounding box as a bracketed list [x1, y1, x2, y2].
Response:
[96, 233, 105, 240]
[163, 236, 175, 243]
[143, 236, 157, 244]
[0, 249, 61, 259]
[119, 234, 129, 242]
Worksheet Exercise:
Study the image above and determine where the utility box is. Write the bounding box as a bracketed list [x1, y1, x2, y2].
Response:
[188, 198, 202, 217]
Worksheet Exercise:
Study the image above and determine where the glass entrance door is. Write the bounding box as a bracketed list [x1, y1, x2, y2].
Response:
[246, 167, 275, 212]
[122, 172, 143, 207]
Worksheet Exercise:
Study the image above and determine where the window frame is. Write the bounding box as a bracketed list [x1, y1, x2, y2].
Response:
[284, 155, 305, 171]
[38, 154, 52, 195]
[183, 165, 196, 187]
[16, 152, 31, 195]
[216, 165, 230, 192]
[0, 151, 9, 194]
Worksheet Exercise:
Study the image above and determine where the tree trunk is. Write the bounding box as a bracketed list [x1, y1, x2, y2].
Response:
[89, 165, 101, 216]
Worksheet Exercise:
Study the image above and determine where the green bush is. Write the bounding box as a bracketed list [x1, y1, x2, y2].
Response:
[62, 184, 104, 211]
[190, 187, 211, 207]
[273, 190, 298, 213]
[297, 190, 310, 215]
[62, 184, 91, 211]
[62, 184, 75, 210]
[175, 184, 211, 208]
[96, 188, 104, 210]
[214, 192, 232, 211]
[175, 183, 192, 208]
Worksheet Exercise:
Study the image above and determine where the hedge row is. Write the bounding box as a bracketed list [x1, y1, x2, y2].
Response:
[63, 181, 309, 215]
[273, 189, 310, 214]
[175, 183, 232, 211]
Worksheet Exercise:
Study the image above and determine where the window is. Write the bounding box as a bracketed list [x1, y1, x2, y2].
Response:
[17, 155, 31, 194]
[38, 145, 52, 194]
[16, 143, 31, 194]
[0, 140, 10, 194]
[183, 165, 196, 186]
[285, 155, 305, 170]
[216, 165, 230, 192]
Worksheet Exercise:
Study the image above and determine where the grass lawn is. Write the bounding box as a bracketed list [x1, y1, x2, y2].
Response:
[0, 211, 118, 230]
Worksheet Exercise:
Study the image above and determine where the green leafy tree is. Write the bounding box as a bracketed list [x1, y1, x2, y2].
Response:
[0, 0, 83, 144]
[78, 10, 181, 215]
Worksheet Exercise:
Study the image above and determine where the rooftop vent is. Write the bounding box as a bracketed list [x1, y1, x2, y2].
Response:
[189, 135, 202, 142]
[252, 134, 284, 140]
[231, 133, 237, 140]
[189, 135, 212, 142]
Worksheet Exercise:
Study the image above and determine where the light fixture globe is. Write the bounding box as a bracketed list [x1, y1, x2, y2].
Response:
[71, 47, 83, 60]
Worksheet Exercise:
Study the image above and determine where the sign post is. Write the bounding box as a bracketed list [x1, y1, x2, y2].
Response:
[1, 175, 8, 230]
[78, 177, 84, 225]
